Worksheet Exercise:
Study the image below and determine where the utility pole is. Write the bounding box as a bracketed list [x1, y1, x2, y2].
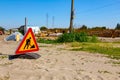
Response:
[24, 17, 27, 35]
[69, 0, 74, 33]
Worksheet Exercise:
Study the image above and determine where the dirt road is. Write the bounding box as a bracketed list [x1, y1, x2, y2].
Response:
[0, 35, 120, 80]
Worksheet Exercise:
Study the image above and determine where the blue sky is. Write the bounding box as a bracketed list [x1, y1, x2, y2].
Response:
[0, 0, 120, 29]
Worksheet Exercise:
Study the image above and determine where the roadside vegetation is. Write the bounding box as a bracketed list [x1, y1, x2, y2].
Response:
[37, 38, 57, 44]
[71, 42, 120, 59]
[37, 32, 99, 43]
[37, 32, 120, 59]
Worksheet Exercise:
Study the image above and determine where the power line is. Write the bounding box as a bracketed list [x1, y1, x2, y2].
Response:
[76, 1, 120, 15]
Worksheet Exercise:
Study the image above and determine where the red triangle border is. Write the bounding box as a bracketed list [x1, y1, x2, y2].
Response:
[15, 28, 39, 54]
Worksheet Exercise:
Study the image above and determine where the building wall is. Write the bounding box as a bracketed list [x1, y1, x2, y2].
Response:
[27, 26, 40, 34]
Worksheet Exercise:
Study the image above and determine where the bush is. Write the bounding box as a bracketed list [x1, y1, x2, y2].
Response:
[40, 26, 48, 31]
[37, 32, 99, 43]
[75, 32, 88, 42]
[57, 33, 75, 43]
[90, 35, 99, 42]
[37, 38, 56, 44]
[57, 32, 89, 43]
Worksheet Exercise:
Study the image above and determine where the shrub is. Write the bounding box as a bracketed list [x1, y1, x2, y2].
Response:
[37, 32, 99, 43]
[40, 26, 48, 30]
[57, 33, 75, 43]
[57, 32, 89, 43]
[75, 32, 88, 42]
[37, 38, 56, 44]
[90, 35, 99, 42]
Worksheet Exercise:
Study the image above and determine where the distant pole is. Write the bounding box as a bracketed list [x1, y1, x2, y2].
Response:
[69, 0, 74, 33]
[46, 14, 48, 28]
[24, 17, 27, 35]
[52, 16, 54, 28]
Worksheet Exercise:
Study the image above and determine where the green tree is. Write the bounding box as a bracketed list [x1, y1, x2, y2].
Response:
[91, 26, 106, 30]
[115, 23, 120, 30]
[101, 26, 106, 29]
[40, 26, 48, 30]
[0, 26, 5, 31]
[80, 25, 87, 29]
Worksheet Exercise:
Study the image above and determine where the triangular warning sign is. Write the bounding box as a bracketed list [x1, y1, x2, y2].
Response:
[15, 28, 39, 55]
